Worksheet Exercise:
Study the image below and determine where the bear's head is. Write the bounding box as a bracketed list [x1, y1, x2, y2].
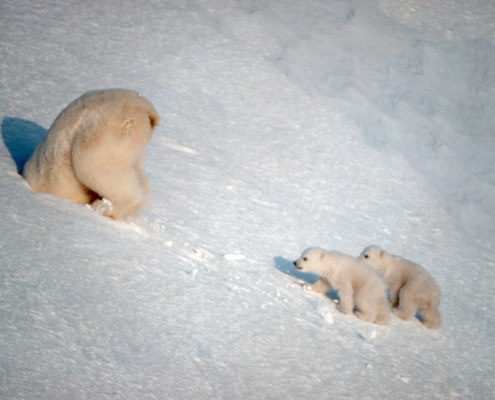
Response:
[359, 245, 385, 269]
[293, 247, 325, 272]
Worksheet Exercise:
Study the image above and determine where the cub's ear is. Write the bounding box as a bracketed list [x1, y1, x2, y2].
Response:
[379, 250, 384, 257]
[320, 252, 324, 260]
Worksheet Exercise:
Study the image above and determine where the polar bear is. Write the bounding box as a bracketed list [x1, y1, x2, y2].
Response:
[294, 248, 390, 325]
[359, 245, 441, 329]
[22, 89, 159, 219]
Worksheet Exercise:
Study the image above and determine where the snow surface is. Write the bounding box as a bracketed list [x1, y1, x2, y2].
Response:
[1, 0, 494, 398]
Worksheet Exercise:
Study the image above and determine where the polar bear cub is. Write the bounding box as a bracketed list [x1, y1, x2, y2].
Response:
[359, 246, 441, 329]
[294, 248, 390, 325]
[22, 89, 159, 219]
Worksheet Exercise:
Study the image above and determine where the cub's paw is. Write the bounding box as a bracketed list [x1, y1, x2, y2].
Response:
[354, 311, 372, 322]
[392, 308, 413, 321]
[336, 305, 350, 314]
[297, 281, 314, 292]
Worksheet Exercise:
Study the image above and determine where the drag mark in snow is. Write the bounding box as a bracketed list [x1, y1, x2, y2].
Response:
[166, 143, 197, 154]
[160, 139, 197, 155]
[248, 198, 280, 209]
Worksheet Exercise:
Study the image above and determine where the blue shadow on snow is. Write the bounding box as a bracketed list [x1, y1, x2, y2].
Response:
[1, 117, 46, 173]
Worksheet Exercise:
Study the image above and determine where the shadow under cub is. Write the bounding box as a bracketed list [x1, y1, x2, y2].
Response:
[1, 117, 46, 173]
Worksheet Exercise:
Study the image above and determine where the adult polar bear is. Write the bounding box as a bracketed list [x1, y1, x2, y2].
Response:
[359, 245, 441, 329]
[22, 89, 159, 219]
[294, 248, 390, 325]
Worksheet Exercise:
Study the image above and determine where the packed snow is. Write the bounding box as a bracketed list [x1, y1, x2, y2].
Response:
[1, 0, 494, 398]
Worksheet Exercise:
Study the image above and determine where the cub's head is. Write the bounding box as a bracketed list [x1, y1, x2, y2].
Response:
[359, 245, 385, 268]
[293, 247, 326, 272]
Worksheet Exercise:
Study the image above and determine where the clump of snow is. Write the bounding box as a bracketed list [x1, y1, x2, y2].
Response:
[89, 198, 114, 216]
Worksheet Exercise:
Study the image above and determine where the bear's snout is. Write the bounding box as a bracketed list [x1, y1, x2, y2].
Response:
[294, 261, 302, 270]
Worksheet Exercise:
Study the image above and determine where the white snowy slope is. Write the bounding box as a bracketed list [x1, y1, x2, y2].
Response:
[1, 0, 494, 398]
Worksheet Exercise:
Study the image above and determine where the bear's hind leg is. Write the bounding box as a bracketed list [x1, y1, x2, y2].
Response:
[96, 169, 144, 219]
[77, 162, 145, 219]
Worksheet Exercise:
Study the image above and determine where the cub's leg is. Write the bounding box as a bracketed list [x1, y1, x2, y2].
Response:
[301, 278, 332, 294]
[393, 286, 418, 321]
[335, 282, 354, 314]
[387, 281, 403, 308]
[418, 304, 441, 329]
[374, 300, 391, 325]
[353, 294, 379, 323]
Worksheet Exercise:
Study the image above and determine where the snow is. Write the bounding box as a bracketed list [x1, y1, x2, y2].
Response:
[1, 0, 494, 398]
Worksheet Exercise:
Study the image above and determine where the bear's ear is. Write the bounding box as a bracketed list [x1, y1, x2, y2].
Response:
[379, 250, 384, 257]
[320, 252, 324, 260]
[149, 111, 160, 128]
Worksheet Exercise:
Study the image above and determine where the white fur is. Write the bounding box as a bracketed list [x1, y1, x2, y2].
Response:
[294, 248, 390, 325]
[22, 89, 159, 219]
[359, 245, 441, 329]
